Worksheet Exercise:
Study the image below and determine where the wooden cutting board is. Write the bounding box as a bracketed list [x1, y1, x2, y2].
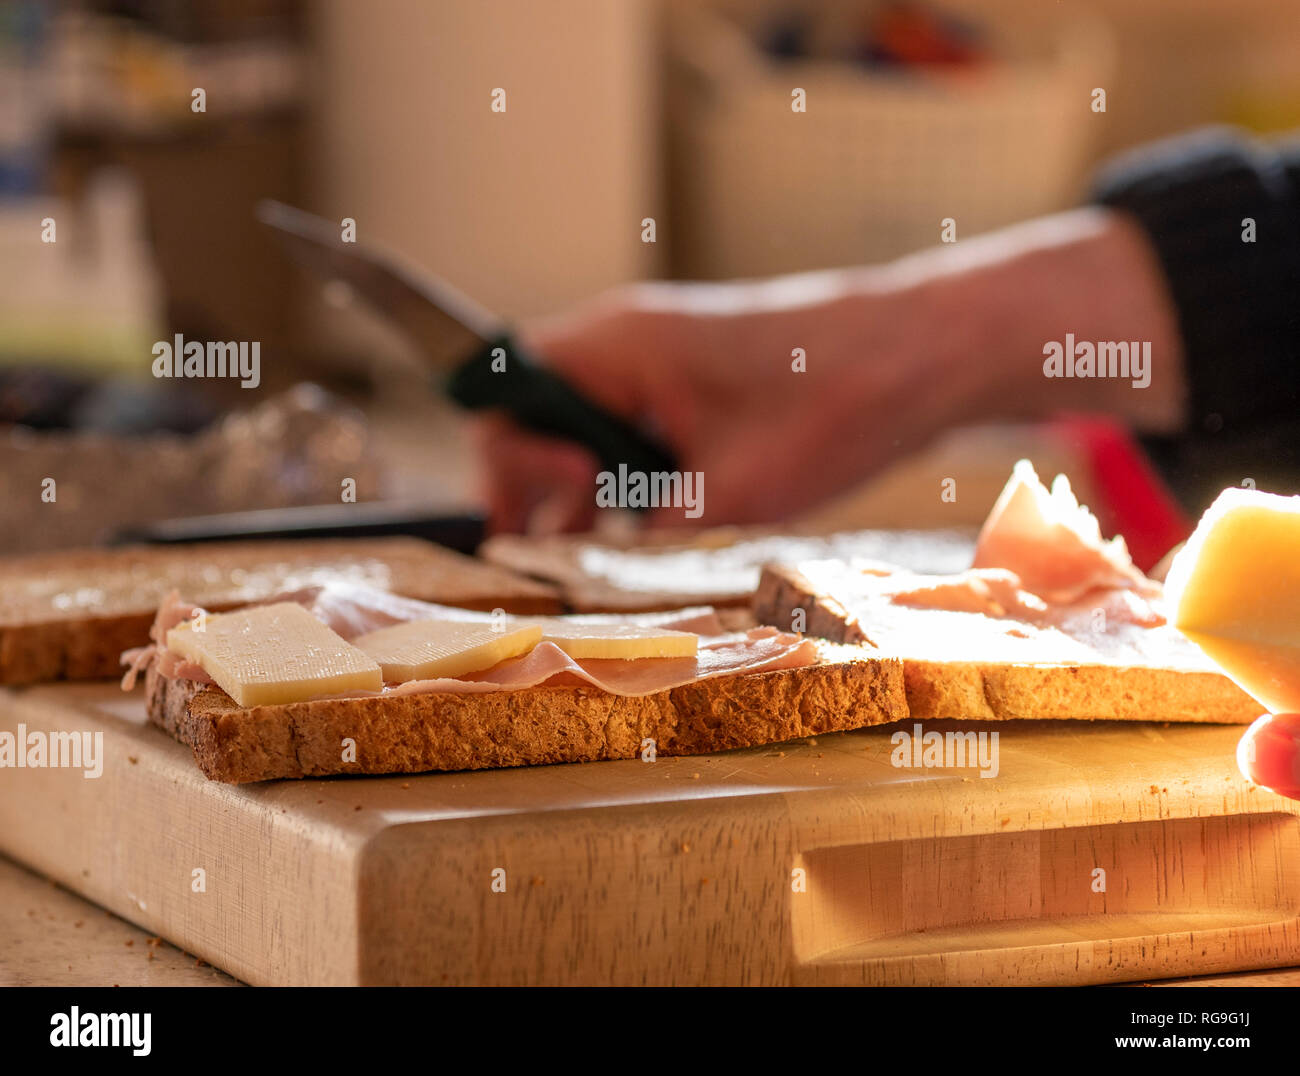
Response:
[1, 682, 1298, 986]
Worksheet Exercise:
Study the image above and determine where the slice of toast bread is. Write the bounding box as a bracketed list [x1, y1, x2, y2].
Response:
[0, 538, 561, 685]
[754, 561, 1261, 724]
[145, 643, 906, 783]
[481, 527, 974, 611]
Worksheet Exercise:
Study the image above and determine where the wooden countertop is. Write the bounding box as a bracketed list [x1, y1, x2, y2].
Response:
[0, 854, 237, 987]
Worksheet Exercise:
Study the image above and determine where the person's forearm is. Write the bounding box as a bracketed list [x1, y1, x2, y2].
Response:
[713, 207, 1190, 444]
[504, 208, 1195, 529]
[889, 207, 1189, 434]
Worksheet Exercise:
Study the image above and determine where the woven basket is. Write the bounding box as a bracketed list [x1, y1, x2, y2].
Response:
[668, 2, 1115, 276]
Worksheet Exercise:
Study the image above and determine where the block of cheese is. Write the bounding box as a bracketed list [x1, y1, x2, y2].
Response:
[1165, 487, 1300, 713]
[527, 620, 698, 660]
[353, 620, 542, 682]
[166, 602, 382, 707]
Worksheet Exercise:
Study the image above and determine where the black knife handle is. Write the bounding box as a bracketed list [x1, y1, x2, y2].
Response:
[445, 333, 680, 478]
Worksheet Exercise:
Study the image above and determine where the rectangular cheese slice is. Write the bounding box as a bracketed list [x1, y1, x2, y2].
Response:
[353, 620, 542, 681]
[166, 602, 382, 707]
[526, 619, 698, 660]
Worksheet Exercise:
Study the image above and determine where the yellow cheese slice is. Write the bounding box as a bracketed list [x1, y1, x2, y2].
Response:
[1165, 487, 1300, 713]
[166, 602, 382, 707]
[526, 619, 698, 660]
[353, 619, 542, 681]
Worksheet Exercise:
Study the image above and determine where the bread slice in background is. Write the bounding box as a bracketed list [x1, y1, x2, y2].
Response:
[0, 538, 560, 685]
[481, 527, 974, 612]
[146, 643, 905, 783]
[755, 561, 1260, 724]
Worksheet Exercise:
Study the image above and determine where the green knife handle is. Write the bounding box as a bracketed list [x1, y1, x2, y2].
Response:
[445, 334, 680, 479]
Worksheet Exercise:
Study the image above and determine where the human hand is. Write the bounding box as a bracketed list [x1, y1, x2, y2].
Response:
[474, 208, 1187, 534]
[473, 273, 977, 533]
[1237, 713, 1300, 799]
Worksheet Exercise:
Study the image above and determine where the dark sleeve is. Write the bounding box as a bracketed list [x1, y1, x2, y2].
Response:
[1090, 126, 1300, 511]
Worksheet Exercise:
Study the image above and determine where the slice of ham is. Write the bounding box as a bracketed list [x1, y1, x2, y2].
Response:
[374, 628, 817, 700]
[882, 459, 1166, 632]
[297, 579, 726, 639]
[884, 566, 1164, 631]
[974, 459, 1159, 603]
[123, 580, 812, 700]
[887, 568, 1049, 620]
[119, 645, 155, 691]
[120, 590, 213, 689]
[149, 589, 202, 643]
[153, 648, 214, 685]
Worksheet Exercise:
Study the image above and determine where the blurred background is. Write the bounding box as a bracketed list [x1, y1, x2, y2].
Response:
[4, 0, 1300, 553]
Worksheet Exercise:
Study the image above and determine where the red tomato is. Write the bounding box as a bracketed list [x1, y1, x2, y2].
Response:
[1237, 713, 1300, 799]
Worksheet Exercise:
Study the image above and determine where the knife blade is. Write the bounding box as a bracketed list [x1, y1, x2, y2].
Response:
[257, 200, 679, 480]
[111, 502, 486, 553]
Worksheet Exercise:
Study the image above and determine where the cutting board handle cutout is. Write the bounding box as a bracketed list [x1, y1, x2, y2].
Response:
[791, 813, 1300, 983]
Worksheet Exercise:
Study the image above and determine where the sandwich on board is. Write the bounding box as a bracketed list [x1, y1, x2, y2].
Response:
[124, 460, 1257, 784]
[134, 584, 903, 783]
[756, 461, 1258, 724]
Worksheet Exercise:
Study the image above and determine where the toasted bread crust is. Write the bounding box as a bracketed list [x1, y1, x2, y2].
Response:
[0, 612, 156, 685]
[145, 649, 907, 783]
[754, 563, 1261, 724]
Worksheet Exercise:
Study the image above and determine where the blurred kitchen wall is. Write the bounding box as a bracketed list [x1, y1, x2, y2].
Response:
[696, 0, 1300, 159]
[9, 0, 1300, 539]
[1071, 0, 1300, 157]
[295, 0, 1300, 339]
[22, 0, 1300, 371]
[301, 0, 663, 375]
[663, 0, 1300, 277]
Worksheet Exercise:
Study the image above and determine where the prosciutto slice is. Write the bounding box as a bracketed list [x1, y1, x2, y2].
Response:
[974, 460, 1159, 603]
[124, 581, 816, 700]
[376, 628, 817, 700]
[120, 590, 212, 689]
[296, 579, 726, 639]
